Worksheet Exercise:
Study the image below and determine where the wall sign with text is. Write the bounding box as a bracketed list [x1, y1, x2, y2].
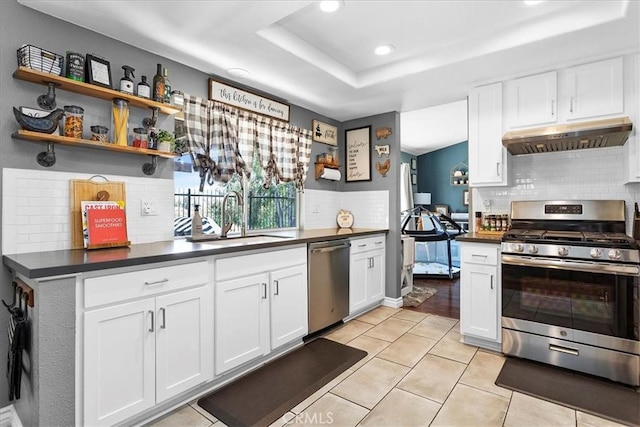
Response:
[209, 79, 290, 121]
[312, 120, 338, 145]
[345, 126, 371, 182]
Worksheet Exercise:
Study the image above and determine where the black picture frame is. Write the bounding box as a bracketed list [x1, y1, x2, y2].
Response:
[85, 54, 112, 88]
[345, 126, 372, 182]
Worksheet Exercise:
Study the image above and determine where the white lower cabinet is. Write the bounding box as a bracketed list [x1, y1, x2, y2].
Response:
[459, 242, 501, 351]
[84, 284, 213, 426]
[349, 235, 386, 315]
[214, 247, 307, 375]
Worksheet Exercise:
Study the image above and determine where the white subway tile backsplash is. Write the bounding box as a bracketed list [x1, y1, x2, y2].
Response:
[3, 168, 175, 254]
[302, 189, 389, 230]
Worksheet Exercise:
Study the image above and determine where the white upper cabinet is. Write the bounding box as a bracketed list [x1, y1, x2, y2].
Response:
[506, 71, 558, 128]
[468, 82, 508, 187]
[563, 57, 624, 121]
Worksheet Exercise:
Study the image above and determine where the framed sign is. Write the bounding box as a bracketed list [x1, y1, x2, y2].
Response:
[435, 205, 449, 216]
[345, 126, 371, 182]
[411, 158, 417, 170]
[312, 120, 338, 145]
[209, 79, 290, 121]
[463, 189, 470, 206]
[85, 54, 112, 88]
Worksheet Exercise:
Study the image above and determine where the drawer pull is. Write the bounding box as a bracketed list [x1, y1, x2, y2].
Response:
[549, 344, 579, 356]
[375, 241, 383, 245]
[144, 278, 169, 286]
[472, 254, 488, 258]
[358, 244, 367, 248]
[160, 307, 166, 329]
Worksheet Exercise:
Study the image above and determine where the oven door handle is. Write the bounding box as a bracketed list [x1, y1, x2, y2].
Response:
[501, 255, 640, 276]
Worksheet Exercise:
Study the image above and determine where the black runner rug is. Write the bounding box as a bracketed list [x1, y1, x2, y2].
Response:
[198, 338, 366, 427]
[496, 357, 640, 426]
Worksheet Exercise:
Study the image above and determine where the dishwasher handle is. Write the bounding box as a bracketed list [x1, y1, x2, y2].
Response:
[310, 241, 351, 253]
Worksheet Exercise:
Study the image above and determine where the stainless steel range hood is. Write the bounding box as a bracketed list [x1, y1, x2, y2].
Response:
[502, 117, 633, 155]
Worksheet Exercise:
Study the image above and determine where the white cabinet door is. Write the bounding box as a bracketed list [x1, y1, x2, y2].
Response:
[349, 252, 368, 314]
[564, 57, 623, 120]
[468, 83, 508, 186]
[215, 273, 270, 375]
[507, 71, 557, 128]
[270, 265, 308, 350]
[156, 287, 213, 403]
[460, 263, 499, 341]
[367, 250, 385, 304]
[84, 299, 156, 427]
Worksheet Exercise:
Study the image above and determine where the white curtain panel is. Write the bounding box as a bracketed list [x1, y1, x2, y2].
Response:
[400, 163, 414, 212]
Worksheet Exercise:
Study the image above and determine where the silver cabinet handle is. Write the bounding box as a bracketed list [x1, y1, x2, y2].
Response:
[472, 254, 488, 258]
[148, 310, 154, 332]
[160, 307, 166, 329]
[570, 97, 574, 113]
[144, 278, 169, 286]
[375, 241, 383, 245]
[358, 244, 367, 248]
[549, 344, 579, 356]
[262, 283, 267, 299]
[274, 280, 279, 296]
[496, 162, 500, 176]
[490, 275, 494, 290]
[371, 257, 375, 268]
[551, 100, 555, 116]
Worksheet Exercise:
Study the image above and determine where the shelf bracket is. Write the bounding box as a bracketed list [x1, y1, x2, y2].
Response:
[36, 143, 56, 167]
[142, 155, 158, 175]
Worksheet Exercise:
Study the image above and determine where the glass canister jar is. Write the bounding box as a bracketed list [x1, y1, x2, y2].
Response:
[63, 105, 84, 138]
[132, 128, 149, 148]
[112, 98, 129, 146]
[90, 125, 109, 142]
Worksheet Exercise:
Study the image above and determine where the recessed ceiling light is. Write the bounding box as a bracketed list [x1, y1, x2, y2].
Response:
[319, 1, 344, 13]
[226, 68, 249, 78]
[374, 44, 395, 56]
[523, 0, 545, 5]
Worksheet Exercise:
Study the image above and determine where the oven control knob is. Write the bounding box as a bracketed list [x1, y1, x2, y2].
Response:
[589, 248, 603, 258]
[514, 244, 524, 253]
[528, 245, 538, 254]
[608, 249, 622, 260]
[558, 247, 569, 256]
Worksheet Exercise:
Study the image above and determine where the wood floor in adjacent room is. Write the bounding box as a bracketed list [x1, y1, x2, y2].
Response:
[406, 277, 460, 319]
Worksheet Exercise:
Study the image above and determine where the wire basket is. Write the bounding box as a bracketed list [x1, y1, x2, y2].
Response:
[17, 44, 63, 75]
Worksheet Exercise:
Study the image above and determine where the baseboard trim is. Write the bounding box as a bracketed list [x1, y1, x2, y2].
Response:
[0, 405, 23, 427]
[382, 296, 403, 308]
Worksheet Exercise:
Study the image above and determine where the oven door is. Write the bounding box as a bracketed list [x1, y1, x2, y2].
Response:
[501, 255, 639, 343]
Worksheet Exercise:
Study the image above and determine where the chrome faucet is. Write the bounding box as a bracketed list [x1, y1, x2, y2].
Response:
[220, 190, 245, 238]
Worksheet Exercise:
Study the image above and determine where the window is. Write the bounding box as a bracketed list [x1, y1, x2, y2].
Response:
[174, 155, 297, 237]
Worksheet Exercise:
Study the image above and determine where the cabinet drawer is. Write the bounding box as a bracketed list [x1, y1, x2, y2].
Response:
[215, 246, 306, 282]
[461, 244, 499, 266]
[84, 261, 210, 308]
[350, 235, 386, 254]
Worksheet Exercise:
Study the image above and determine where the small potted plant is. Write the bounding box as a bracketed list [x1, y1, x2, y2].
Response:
[157, 129, 175, 152]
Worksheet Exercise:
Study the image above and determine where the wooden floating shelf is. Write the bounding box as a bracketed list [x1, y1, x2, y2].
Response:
[13, 67, 182, 115]
[13, 130, 179, 159]
[314, 162, 340, 180]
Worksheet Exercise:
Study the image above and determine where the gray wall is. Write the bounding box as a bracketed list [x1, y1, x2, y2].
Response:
[341, 113, 401, 299]
[0, 0, 403, 413]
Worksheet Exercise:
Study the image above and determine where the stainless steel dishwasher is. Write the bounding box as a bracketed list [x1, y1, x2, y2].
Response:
[308, 239, 351, 334]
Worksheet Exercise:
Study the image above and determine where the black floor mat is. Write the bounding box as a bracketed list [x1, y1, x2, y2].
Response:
[496, 357, 640, 426]
[198, 338, 367, 427]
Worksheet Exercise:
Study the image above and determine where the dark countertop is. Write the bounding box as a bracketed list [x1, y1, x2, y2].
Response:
[4, 228, 388, 279]
[455, 232, 503, 244]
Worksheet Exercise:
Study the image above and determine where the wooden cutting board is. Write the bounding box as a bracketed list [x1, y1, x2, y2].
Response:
[70, 178, 126, 249]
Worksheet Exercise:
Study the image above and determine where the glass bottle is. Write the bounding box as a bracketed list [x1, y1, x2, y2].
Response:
[153, 63, 165, 103]
[63, 105, 84, 138]
[163, 67, 171, 103]
[137, 75, 151, 99]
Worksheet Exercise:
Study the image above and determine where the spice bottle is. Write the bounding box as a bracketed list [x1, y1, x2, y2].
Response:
[112, 98, 129, 146]
[475, 212, 482, 231]
[90, 125, 109, 142]
[163, 67, 171, 103]
[132, 128, 149, 148]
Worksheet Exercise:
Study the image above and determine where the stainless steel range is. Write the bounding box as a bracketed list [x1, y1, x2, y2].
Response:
[501, 200, 640, 386]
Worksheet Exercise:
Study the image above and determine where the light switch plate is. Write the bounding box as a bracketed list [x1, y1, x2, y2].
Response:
[141, 200, 158, 216]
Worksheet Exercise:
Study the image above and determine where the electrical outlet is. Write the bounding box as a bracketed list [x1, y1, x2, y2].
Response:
[141, 200, 157, 216]
[312, 205, 320, 214]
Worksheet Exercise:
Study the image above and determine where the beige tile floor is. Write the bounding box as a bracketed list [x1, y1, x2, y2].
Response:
[149, 306, 625, 427]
